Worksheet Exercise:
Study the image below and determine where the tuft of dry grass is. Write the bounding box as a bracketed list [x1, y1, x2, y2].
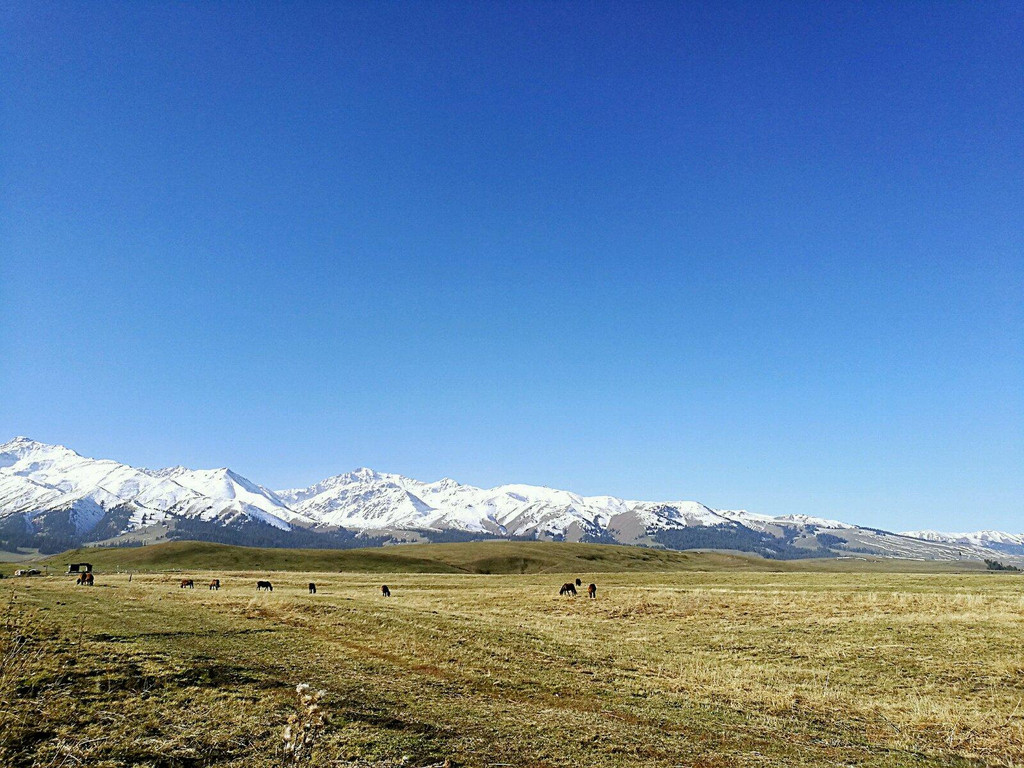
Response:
[281, 683, 328, 764]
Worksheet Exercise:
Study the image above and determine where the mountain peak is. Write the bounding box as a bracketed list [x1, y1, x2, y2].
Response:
[0, 436, 80, 458]
[347, 467, 385, 481]
[2, 436, 46, 449]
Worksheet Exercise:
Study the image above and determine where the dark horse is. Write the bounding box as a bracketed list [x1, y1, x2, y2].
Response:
[381, 585, 391, 597]
[308, 582, 317, 594]
[76, 573, 94, 586]
[180, 579, 194, 589]
[559, 582, 577, 596]
[575, 578, 582, 586]
[209, 579, 220, 590]
[588, 583, 597, 599]
[256, 580, 273, 591]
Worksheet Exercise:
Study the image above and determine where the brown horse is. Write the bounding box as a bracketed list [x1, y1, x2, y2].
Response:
[209, 579, 220, 590]
[180, 579, 194, 589]
[381, 584, 391, 597]
[308, 582, 316, 594]
[256, 580, 273, 591]
[588, 583, 597, 599]
[76, 573, 94, 586]
[559, 582, 577, 596]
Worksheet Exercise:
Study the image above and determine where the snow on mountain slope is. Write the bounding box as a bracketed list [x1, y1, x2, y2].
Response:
[0, 437, 866, 544]
[278, 472, 769, 542]
[901, 530, 1024, 556]
[0, 437, 300, 533]
[725, 510, 855, 529]
[276, 468, 440, 529]
[278, 470, 637, 538]
[4, 437, 1018, 563]
[902, 530, 1024, 545]
[155, 467, 310, 528]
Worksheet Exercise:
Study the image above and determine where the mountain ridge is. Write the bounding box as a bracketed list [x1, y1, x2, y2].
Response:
[1, 437, 1018, 562]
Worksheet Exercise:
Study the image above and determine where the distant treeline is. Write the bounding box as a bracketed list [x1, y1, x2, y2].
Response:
[0, 511, 81, 554]
[984, 558, 1021, 572]
[0, 513, 36, 552]
[652, 524, 836, 560]
[396, 529, 537, 545]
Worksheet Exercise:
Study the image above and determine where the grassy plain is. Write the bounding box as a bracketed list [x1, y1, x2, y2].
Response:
[2, 546, 1021, 767]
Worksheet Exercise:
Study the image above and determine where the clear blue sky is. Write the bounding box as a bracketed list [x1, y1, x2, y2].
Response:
[2, 2, 1021, 531]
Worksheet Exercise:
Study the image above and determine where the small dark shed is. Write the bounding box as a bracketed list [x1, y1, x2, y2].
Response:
[67, 563, 93, 574]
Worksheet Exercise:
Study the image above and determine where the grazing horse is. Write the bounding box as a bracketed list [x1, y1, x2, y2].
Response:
[209, 579, 220, 590]
[575, 578, 582, 587]
[76, 573, 94, 586]
[588, 583, 597, 599]
[559, 582, 577, 596]
[180, 579, 194, 589]
[308, 582, 316, 594]
[381, 584, 391, 597]
[256, 580, 273, 592]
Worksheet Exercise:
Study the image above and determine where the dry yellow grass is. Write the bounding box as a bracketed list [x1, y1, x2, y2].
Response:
[3, 567, 1022, 766]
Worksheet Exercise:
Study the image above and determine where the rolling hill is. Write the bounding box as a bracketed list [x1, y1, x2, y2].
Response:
[30, 540, 990, 575]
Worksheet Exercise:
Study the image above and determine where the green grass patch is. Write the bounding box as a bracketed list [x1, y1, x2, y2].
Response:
[29, 539, 992, 576]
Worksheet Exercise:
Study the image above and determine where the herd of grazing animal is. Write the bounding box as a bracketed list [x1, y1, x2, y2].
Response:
[69, 570, 598, 600]
[71, 575, 390, 596]
[191, 578, 594, 599]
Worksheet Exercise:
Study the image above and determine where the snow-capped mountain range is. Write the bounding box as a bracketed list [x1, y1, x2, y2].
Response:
[0, 437, 1019, 562]
[0, 437, 311, 533]
[900, 530, 1024, 557]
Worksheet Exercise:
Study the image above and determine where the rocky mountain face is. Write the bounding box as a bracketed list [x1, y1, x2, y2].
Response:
[1, 437, 1018, 563]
